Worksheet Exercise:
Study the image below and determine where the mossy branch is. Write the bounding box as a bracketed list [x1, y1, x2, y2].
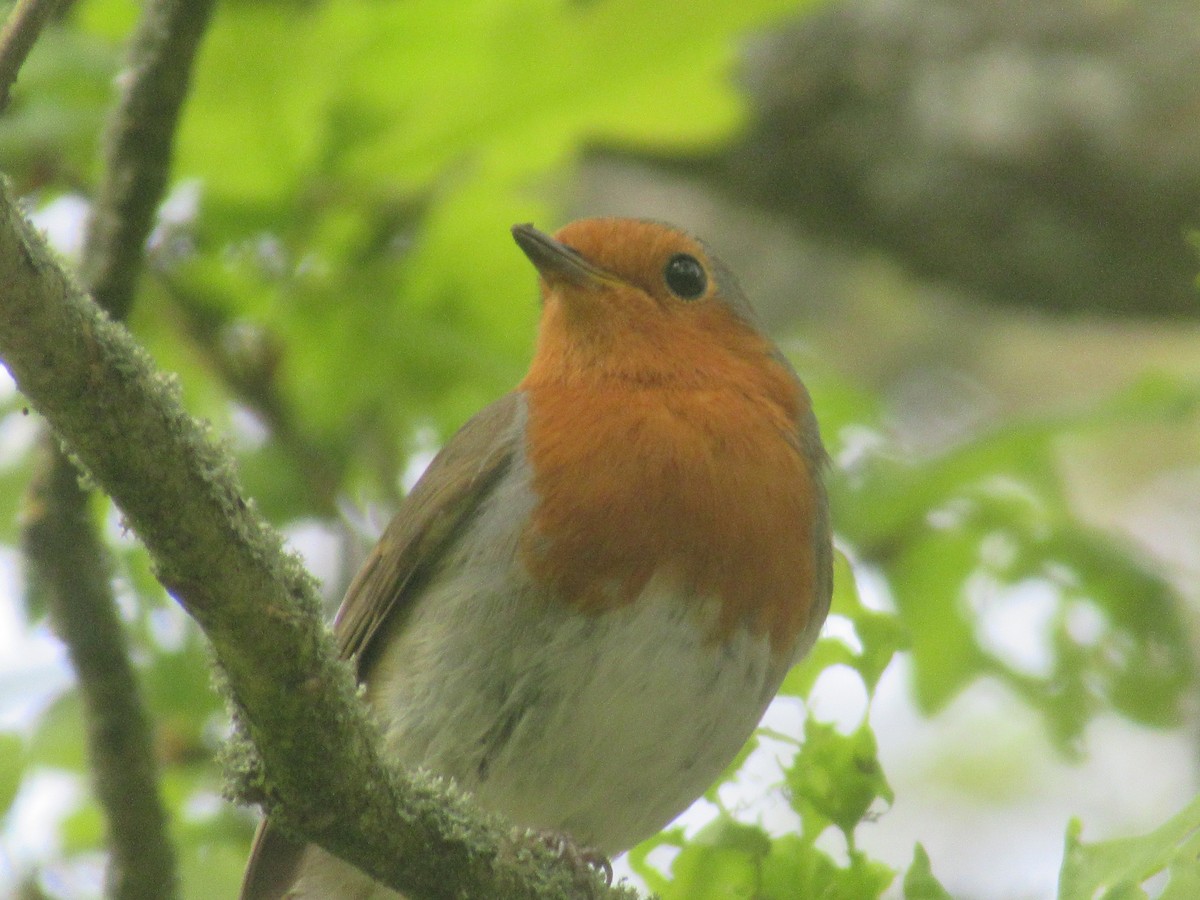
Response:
[15, 2, 218, 897]
[0, 178, 630, 900]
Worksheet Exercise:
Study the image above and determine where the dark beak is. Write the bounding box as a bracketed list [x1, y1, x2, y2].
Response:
[511, 223, 615, 288]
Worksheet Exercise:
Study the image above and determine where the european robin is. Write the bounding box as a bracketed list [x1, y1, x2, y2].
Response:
[240, 218, 832, 898]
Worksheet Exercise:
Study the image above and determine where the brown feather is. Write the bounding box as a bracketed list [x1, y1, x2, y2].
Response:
[335, 392, 523, 674]
[238, 393, 524, 900]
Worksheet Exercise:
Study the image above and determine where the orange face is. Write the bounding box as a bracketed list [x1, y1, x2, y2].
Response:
[517, 218, 781, 392]
[514, 218, 826, 657]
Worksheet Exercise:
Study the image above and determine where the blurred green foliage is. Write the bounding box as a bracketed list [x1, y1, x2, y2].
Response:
[1, 0, 1199, 897]
[825, 375, 1199, 750]
[1060, 792, 1200, 900]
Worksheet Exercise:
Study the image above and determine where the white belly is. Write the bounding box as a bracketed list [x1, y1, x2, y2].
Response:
[289, 459, 789, 898]
[375, 573, 781, 848]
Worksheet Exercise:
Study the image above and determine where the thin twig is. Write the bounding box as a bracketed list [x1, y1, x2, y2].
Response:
[0, 0, 62, 112]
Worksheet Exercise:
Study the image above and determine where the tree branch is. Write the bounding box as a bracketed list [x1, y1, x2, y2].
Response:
[0, 0, 62, 112]
[22, 435, 180, 900]
[16, 1, 217, 895]
[78, 0, 215, 321]
[0, 177, 627, 899]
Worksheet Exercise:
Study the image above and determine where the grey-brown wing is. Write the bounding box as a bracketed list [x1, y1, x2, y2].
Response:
[239, 392, 525, 900]
[239, 821, 306, 900]
[772, 351, 833, 660]
[334, 391, 524, 669]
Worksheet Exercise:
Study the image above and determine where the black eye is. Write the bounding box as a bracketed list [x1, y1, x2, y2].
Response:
[663, 253, 707, 300]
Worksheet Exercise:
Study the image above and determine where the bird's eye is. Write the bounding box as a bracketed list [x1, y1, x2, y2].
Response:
[663, 254, 707, 300]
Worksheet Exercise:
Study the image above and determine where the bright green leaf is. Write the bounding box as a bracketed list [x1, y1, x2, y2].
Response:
[783, 550, 907, 699]
[787, 718, 892, 838]
[904, 844, 952, 900]
[889, 524, 988, 713]
[660, 819, 770, 899]
[0, 25, 118, 185]
[59, 797, 105, 853]
[626, 827, 686, 895]
[1059, 794, 1200, 900]
[832, 391, 1195, 745]
[759, 834, 839, 899]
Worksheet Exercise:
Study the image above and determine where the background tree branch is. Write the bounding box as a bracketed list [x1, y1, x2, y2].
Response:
[22, 435, 179, 900]
[77, 0, 215, 320]
[0, 0, 63, 111]
[0, 177, 627, 898]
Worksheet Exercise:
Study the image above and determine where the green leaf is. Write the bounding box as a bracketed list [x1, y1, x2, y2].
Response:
[888, 522, 988, 713]
[659, 819, 770, 899]
[759, 835, 840, 899]
[841, 850, 896, 899]
[178, 836, 256, 900]
[904, 844, 952, 900]
[852, 607, 909, 692]
[1059, 794, 1200, 900]
[181, 0, 808, 209]
[633, 819, 895, 900]
[625, 827, 685, 896]
[0, 25, 118, 186]
[60, 796, 105, 853]
[782, 636, 859, 700]
[786, 718, 892, 838]
[151, 0, 820, 521]
[831, 390, 1196, 746]
[0, 732, 24, 816]
[760, 836, 893, 900]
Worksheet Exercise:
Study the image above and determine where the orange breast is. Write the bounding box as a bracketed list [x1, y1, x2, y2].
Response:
[518, 349, 822, 657]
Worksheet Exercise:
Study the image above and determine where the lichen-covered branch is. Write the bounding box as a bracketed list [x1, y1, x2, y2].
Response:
[18, 1, 216, 896]
[0, 178, 626, 900]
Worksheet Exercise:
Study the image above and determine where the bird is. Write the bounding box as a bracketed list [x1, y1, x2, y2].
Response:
[239, 217, 832, 899]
